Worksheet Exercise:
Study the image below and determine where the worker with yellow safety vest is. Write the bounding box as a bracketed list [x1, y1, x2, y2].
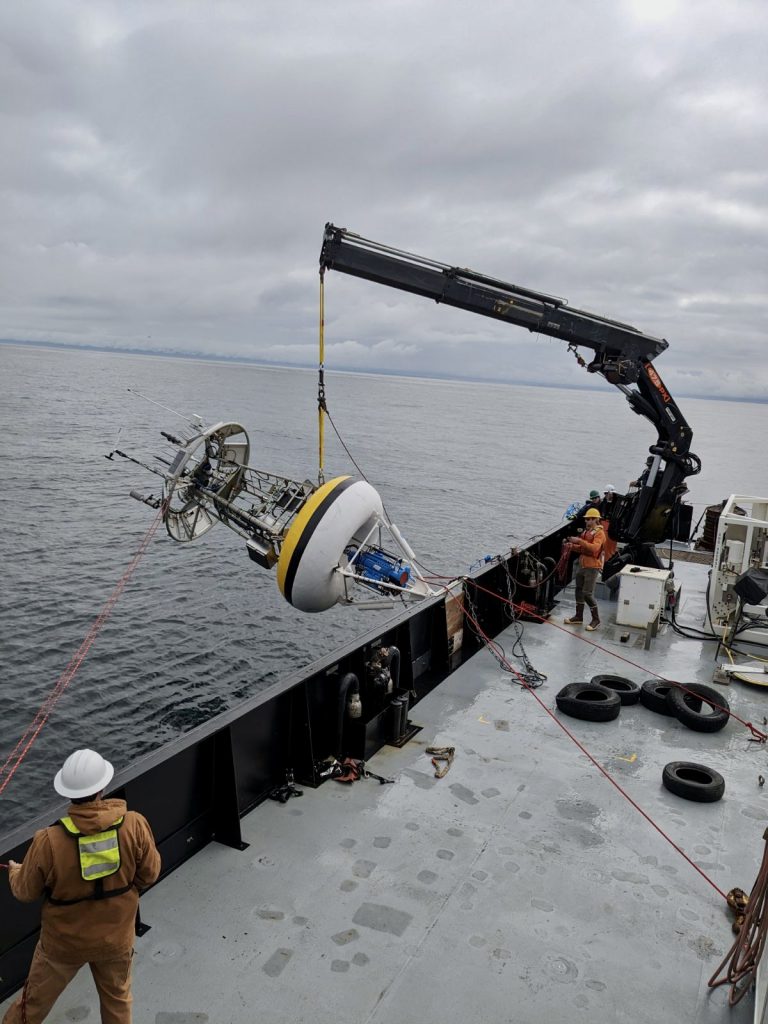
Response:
[3, 749, 161, 1024]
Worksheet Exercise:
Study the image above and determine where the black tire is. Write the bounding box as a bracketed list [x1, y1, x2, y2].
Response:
[556, 682, 621, 723]
[590, 674, 640, 706]
[666, 683, 730, 733]
[662, 761, 725, 803]
[639, 679, 677, 716]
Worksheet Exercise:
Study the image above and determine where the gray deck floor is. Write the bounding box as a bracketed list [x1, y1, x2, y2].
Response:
[4, 563, 767, 1023]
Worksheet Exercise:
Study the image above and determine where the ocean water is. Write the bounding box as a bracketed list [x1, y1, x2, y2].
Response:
[0, 344, 765, 830]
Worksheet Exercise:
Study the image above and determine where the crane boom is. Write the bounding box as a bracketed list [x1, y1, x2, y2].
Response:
[319, 223, 701, 571]
[320, 224, 668, 367]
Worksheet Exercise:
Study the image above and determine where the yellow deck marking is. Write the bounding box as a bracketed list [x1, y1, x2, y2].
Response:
[617, 753, 637, 763]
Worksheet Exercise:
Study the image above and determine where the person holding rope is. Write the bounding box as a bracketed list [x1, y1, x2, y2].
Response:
[563, 507, 606, 631]
[2, 749, 160, 1024]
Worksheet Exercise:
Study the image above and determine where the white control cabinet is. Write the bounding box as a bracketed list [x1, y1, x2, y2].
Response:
[616, 566, 672, 627]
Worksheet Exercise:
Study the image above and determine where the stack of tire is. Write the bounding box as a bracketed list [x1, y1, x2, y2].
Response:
[636, 679, 730, 733]
[554, 675, 640, 723]
[555, 676, 730, 802]
[555, 676, 730, 730]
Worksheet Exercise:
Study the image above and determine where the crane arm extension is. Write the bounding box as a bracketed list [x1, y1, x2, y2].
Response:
[319, 224, 701, 554]
[320, 224, 667, 372]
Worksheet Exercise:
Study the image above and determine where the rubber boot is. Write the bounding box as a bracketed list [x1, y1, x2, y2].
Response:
[586, 608, 601, 632]
[564, 604, 584, 625]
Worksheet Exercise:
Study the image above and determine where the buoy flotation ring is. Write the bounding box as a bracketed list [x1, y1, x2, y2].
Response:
[276, 476, 384, 612]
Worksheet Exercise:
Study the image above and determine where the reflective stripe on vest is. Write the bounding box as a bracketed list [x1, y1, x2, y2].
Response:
[59, 816, 124, 882]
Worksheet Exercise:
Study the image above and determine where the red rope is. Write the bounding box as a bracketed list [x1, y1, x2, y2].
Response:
[709, 829, 768, 1003]
[459, 594, 729, 902]
[555, 546, 571, 583]
[468, 578, 768, 742]
[0, 509, 163, 796]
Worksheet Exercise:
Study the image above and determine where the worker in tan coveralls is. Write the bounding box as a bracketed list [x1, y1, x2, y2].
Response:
[3, 749, 161, 1024]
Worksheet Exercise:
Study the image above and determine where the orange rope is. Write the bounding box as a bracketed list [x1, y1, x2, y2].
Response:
[0, 509, 163, 796]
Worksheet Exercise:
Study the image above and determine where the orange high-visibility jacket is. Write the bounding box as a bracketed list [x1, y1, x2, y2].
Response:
[572, 525, 606, 569]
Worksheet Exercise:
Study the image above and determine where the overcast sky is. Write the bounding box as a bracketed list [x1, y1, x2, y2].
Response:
[2, 0, 766, 398]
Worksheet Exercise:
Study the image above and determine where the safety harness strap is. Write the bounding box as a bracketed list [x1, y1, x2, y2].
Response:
[46, 881, 134, 905]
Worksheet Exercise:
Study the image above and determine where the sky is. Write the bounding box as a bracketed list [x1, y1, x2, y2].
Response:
[2, 0, 767, 399]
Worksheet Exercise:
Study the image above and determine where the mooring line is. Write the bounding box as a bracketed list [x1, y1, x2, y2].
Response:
[0, 508, 163, 796]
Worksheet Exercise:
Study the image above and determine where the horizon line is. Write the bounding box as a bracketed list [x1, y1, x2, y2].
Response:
[1, 337, 765, 405]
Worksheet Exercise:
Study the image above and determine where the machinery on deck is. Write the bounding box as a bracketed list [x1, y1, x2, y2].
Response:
[319, 224, 702, 575]
[709, 494, 768, 653]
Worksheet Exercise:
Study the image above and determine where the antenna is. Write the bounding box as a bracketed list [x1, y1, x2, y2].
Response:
[126, 388, 202, 425]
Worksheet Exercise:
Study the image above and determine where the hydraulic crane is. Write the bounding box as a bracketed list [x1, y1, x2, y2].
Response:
[319, 224, 701, 574]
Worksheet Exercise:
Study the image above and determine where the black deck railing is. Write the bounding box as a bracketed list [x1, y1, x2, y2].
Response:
[0, 522, 571, 1001]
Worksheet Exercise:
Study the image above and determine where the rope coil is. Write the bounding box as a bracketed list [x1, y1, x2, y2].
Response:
[709, 829, 768, 1004]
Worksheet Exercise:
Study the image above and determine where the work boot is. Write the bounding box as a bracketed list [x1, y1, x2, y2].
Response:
[586, 609, 601, 632]
[564, 604, 584, 625]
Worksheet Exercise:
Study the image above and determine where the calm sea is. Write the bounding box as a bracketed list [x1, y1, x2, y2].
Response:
[1, 344, 765, 829]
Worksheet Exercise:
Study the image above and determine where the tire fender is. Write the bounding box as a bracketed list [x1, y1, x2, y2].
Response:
[639, 679, 677, 716]
[556, 682, 621, 723]
[590, 674, 640, 706]
[666, 683, 730, 733]
[662, 761, 725, 802]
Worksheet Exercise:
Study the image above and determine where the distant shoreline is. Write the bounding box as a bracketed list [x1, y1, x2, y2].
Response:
[2, 337, 764, 405]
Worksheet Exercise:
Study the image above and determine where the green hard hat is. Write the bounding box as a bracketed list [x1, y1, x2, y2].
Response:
[589, 490, 600, 499]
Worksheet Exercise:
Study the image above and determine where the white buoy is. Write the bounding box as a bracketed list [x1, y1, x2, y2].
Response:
[276, 476, 384, 612]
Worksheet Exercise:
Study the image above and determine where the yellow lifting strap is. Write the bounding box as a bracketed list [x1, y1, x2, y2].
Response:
[318, 270, 326, 484]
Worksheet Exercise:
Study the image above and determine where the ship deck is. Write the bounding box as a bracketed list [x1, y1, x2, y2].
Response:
[4, 560, 768, 1024]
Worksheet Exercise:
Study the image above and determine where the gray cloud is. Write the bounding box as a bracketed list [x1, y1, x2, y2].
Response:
[1, 0, 766, 397]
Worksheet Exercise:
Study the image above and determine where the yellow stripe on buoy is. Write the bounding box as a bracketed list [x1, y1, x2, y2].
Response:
[276, 476, 351, 601]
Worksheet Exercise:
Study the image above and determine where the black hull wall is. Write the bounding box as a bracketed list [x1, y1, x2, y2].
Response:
[0, 523, 571, 1000]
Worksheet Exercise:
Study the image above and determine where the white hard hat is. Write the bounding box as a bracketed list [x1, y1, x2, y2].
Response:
[604, 484, 615, 492]
[54, 749, 114, 799]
